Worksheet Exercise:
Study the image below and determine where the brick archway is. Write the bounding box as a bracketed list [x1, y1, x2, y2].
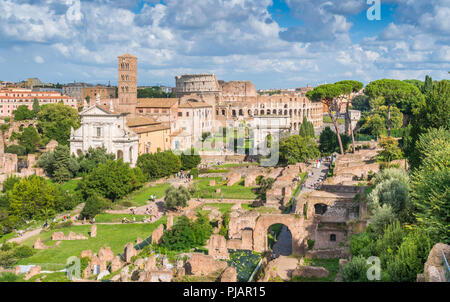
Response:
[253, 214, 306, 255]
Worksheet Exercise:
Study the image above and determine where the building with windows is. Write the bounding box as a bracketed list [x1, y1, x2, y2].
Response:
[0, 88, 78, 118]
[126, 116, 171, 154]
[69, 104, 138, 166]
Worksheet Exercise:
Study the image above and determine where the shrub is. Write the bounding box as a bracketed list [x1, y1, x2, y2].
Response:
[4, 145, 26, 156]
[1, 175, 21, 193]
[164, 186, 190, 210]
[369, 205, 397, 237]
[190, 168, 199, 179]
[373, 168, 409, 186]
[307, 239, 315, 250]
[342, 256, 370, 282]
[349, 233, 376, 258]
[13, 245, 34, 259]
[0, 272, 20, 282]
[80, 194, 110, 219]
[386, 228, 433, 282]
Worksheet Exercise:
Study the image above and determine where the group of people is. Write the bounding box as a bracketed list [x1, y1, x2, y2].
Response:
[177, 171, 193, 183]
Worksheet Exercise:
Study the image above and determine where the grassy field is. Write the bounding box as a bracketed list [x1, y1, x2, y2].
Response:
[323, 116, 345, 125]
[291, 258, 339, 282]
[94, 213, 147, 223]
[191, 177, 257, 200]
[119, 183, 171, 206]
[17, 217, 166, 266]
[197, 203, 234, 215]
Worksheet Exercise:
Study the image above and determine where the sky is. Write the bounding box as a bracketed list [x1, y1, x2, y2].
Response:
[0, 0, 449, 89]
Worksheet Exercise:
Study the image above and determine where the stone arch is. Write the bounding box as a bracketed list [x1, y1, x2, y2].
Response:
[253, 214, 305, 254]
[76, 149, 82, 157]
[314, 203, 328, 215]
[117, 150, 123, 160]
[272, 109, 276, 115]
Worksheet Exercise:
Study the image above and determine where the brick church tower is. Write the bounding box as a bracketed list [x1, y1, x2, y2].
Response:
[117, 54, 138, 114]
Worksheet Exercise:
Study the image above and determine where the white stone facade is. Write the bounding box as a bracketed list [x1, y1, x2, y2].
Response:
[69, 105, 138, 167]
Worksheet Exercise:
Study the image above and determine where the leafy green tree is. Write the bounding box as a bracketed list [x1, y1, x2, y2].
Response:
[13, 105, 34, 121]
[18, 125, 41, 154]
[180, 148, 201, 170]
[364, 79, 424, 136]
[279, 135, 320, 165]
[423, 75, 433, 94]
[319, 126, 351, 155]
[307, 83, 353, 154]
[403, 79, 424, 92]
[4, 145, 26, 156]
[7, 176, 61, 221]
[405, 80, 450, 170]
[37, 145, 79, 182]
[36, 103, 80, 145]
[369, 205, 397, 238]
[1, 176, 21, 193]
[77, 159, 143, 202]
[32, 98, 40, 116]
[299, 116, 314, 138]
[351, 95, 371, 112]
[137, 151, 181, 180]
[164, 186, 190, 210]
[377, 136, 403, 164]
[77, 147, 115, 174]
[257, 177, 275, 201]
[411, 128, 450, 242]
[80, 194, 110, 219]
[360, 105, 403, 137]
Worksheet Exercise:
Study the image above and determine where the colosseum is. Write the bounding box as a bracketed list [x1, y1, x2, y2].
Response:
[174, 74, 323, 133]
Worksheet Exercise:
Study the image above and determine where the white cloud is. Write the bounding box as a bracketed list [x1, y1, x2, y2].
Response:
[34, 56, 45, 64]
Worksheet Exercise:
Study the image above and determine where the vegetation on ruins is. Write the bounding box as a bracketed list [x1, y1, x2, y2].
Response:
[36, 103, 81, 146]
[37, 145, 80, 183]
[161, 214, 213, 251]
[137, 86, 175, 98]
[13, 105, 35, 121]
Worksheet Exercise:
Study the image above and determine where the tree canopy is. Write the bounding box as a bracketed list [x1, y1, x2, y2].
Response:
[13, 105, 35, 121]
[36, 103, 80, 146]
[278, 135, 320, 165]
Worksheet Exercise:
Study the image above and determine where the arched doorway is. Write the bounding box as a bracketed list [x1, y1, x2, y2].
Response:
[267, 223, 293, 258]
[117, 150, 123, 160]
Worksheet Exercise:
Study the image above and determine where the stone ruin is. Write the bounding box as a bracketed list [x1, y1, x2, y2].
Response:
[151, 224, 164, 244]
[167, 215, 174, 229]
[185, 253, 227, 276]
[24, 266, 41, 281]
[124, 243, 137, 263]
[417, 243, 450, 282]
[51, 231, 88, 241]
[266, 164, 303, 207]
[45, 140, 59, 152]
[244, 172, 259, 187]
[220, 266, 237, 282]
[33, 238, 47, 250]
[90, 224, 97, 237]
[227, 172, 241, 186]
[207, 235, 229, 260]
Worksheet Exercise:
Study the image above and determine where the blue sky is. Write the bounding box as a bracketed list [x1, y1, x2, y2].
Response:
[0, 0, 448, 89]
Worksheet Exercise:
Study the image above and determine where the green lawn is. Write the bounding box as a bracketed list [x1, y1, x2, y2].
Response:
[59, 179, 81, 194]
[323, 116, 345, 125]
[94, 213, 147, 223]
[192, 177, 257, 200]
[291, 258, 339, 282]
[17, 217, 166, 266]
[119, 183, 171, 206]
[198, 203, 234, 215]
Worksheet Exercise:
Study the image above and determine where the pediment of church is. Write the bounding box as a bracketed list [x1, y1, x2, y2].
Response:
[80, 105, 113, 116]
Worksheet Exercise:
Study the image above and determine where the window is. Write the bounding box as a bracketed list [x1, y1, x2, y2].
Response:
[186, 112, 189, 117]
[178, 112, 182, 117]
[330, 234, 336, 242]
[96, 127, 102, 137]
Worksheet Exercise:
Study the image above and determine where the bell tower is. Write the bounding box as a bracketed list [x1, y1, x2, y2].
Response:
[117, 54, 138, 114]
